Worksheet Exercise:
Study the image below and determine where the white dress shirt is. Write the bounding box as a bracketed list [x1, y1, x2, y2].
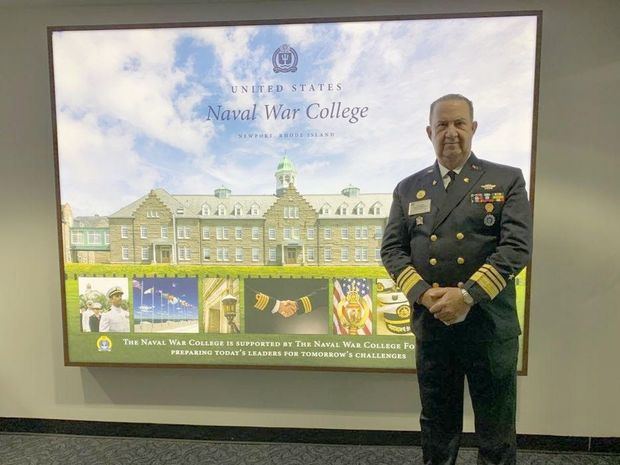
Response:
[100, 306, 130, 332]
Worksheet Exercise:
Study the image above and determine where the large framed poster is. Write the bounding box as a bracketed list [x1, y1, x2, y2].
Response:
[50, 12, 540, 371]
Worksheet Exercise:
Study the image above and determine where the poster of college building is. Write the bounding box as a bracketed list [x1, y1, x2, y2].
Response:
[52, 14, 538, 370]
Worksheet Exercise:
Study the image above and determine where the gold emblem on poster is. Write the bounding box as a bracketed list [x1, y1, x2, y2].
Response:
[336, 286, 370, 335]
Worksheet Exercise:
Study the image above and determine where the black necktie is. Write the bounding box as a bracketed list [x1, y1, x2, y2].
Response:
[445, 170, 456, 192]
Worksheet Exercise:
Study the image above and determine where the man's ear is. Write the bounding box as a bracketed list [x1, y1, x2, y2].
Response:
[471, 121, 478, 134]
[426, 125, 432, 140]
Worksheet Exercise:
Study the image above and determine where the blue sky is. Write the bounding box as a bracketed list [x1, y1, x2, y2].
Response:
[53, 16, 538, 216]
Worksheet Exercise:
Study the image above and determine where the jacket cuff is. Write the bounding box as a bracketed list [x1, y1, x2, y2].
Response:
[464, 263, 507, 303]
[396, 265, 431, 304]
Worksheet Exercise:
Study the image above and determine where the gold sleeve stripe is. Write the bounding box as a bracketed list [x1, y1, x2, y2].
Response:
[397, 266, 423, 296]
[401, 274, 422, 296]
[470, 271, 501, 299]
[396, 267, 415, 289]
[480, 267, 504, 292]
[300, 296, 312, 313]
[482, 264, 507, 288]
[254, 293, 269, 311]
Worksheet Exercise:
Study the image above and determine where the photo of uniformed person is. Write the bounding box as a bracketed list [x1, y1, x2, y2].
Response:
[381, 94, 532, 464]
[100, 286, 130, 333]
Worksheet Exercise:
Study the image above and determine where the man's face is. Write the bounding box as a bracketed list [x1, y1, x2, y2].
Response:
[426, 99, 477, 170]
[110, 293, 122, 306]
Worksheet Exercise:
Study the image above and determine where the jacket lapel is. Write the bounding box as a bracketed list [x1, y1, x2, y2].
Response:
[431, 154, 485, 232]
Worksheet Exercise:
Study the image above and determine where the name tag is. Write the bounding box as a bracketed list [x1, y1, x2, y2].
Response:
[408, 199, 431, 216]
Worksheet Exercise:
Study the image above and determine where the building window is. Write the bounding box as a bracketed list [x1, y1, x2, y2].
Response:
[375, 226, 383, 239]
[235, 247, 244, 262]
[375, 248, 382, 261]
[306, 248, 315, 262]
[354, 204, 364, 215]
[140, 226, 148, 239]
[324, 247, 332, 262]
[90, 231, 101, 244]
[141, 247, 149, 261]
[339, 205, 348, 215]
[355, 226, 368, 240]
[307, 228, 315, 240]
[235, 227, 243, 240]
[252, 227, 259, 240]
[121, 246, 129, 261]
[201, 205, 210, 216]
[177, 226, 190, 239]
[161, 227, 168, 239]
[292, 227, 300, 240]
[268, 248, 276, 262]
[71, 231, 83, 245]
[268, 228, 276, 240]
[121, 226, 129, 239]
[252, 248, 260, 262]
[341, 227, 349, 239]
[146, 210, 160, 218]
[341, 247, 349, 262]
[217, 204, 226, 216]
[283, 206, 299, 219]
[216, 247, 229, 262]
[216, 227, 229, 240]
[202, 227, 210, 240]
[233, 204, 242, 216]
[203, 248, 211, 261]
[250, 205, 259, 216]
[104, 231, 110, 245]
[284, 228, 291, 240]
[324, 227, 332, 240]
[372, 205, 382, 215]
[178, 246, 191, 261]
[320, 205, 330, 215]
[355, 247, 368, 262]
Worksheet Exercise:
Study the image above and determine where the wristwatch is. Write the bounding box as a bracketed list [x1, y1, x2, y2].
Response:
[460, 288, 474, 305]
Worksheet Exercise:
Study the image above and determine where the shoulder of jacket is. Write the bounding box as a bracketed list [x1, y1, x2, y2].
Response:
[396, 164, 435, 191]
[476, 157, 522, 176]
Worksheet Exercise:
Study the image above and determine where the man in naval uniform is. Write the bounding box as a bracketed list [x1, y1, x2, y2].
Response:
[100, 286, 130, 333]
[381, 94, 532, 465]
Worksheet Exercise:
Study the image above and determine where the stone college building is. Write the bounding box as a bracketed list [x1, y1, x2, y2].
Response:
[64, 157, 392, 266]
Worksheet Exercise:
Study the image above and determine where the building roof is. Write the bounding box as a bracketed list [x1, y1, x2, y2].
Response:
[108, 187, 390, 220]
[73, 215, 109, 227]
[275, 156, 296, 173]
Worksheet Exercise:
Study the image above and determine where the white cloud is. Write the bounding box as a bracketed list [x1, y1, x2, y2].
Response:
[58, 112, 160, 216]
[53, 28, 215, 157]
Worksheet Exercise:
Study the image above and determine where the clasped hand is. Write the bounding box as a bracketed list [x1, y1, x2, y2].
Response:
[419, 287, 471, 326]
[277, 300, 298, 318]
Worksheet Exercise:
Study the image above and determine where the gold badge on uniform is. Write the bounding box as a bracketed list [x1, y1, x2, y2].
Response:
[416, 190, 426, 199]
[481, 184, 496, 190]
[463, 177, 470, 183]
[416, 216, 424, 226]
[432, 180, 438, 186]
[485, 203, 494, 213]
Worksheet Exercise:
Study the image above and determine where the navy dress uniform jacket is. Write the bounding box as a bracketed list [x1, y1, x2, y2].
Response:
[381, 153, 532, 342]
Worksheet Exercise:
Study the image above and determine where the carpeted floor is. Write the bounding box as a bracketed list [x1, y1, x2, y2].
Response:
[1, 433, 619, 464]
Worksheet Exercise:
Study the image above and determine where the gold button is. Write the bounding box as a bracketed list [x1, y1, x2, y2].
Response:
[456, 232, 464, 240]
[432, 282, 440, 288]
[457, 257, 465, 265]
[430, 234, 438, 242]
[429, 258, 437, 266]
